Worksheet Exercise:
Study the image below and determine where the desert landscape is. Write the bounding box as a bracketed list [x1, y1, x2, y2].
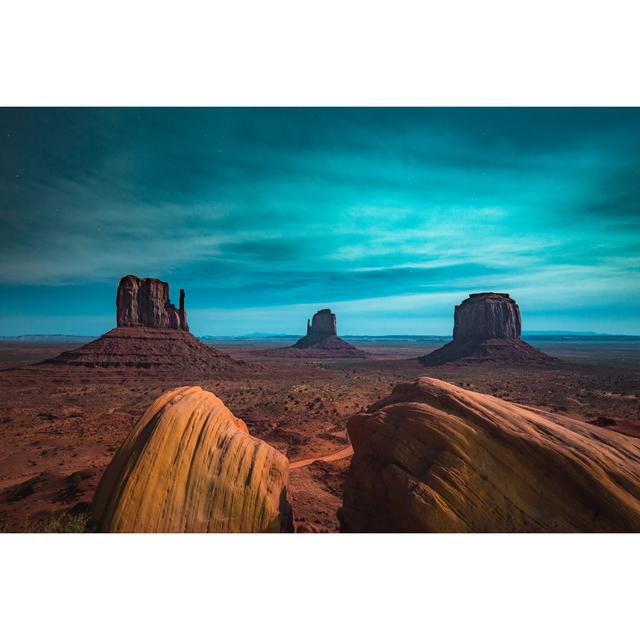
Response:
[4, 15, 640, 640]
[2, 107, 640, 534]
[1, 277, 639, 532]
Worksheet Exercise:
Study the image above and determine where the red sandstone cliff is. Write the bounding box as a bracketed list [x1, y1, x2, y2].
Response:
[421, 292, 552, 365]
[116, 275, 188, 331]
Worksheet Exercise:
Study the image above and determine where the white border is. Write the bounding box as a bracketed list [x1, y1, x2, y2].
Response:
[1, 0, 639, 106]
[2, 2, 639, 638]
[1, 533, 639, 640]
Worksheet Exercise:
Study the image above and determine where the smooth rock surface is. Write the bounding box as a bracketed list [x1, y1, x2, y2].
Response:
[92, 386, 293, 532]
[340, 377, 640, 532]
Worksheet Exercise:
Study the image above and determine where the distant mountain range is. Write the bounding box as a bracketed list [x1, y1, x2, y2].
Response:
[0, 334, 96, 342]
[230, 332, 637, 340]
[199, 333, 300, 341]
[1, 331, 638, 342]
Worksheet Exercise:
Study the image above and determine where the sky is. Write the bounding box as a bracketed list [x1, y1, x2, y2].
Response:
[1, 108, 639, 336]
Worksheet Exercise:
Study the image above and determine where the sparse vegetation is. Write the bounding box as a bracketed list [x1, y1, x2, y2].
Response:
[29, 512, 93, 533]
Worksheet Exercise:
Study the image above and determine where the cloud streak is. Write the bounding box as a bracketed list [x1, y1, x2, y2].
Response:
[0, 108, 639, 335]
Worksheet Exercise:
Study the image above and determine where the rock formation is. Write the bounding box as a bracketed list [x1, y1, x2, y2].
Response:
[263, 308, 368, 358]
[92, 386, 293, 533]
[45, 326, 240, 370]
[339, 377, 640, 533]
[44, 275, 241, 371]
[302, 309, 337, 343]
[116, 275, 188, 331]
[293, 309, 339, 349]
[453, 292, 520, 340]
[420, 292, 552, 365]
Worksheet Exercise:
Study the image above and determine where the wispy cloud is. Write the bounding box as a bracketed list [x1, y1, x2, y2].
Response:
[0, 108, 639, 334]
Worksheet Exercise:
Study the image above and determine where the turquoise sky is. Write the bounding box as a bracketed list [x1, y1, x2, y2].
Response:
[1, 108, 639, 336]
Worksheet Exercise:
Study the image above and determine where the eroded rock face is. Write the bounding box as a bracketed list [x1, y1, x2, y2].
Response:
[307, 309, 337, 339]
[339, 377, 640, 533]
[45, 276, 243, 370]
[264, 308, 367, 357]
[116, 275, 188, 331]
[453, 292, 521, 340]
[92, 386, 293, 533]
[421, 292, 552, 364]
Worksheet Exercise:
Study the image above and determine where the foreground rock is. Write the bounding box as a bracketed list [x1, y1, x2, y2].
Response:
[263, 309, 367, 359]
[340, 377, 640, 532]
[44, 276, 242, 371]
[421, 292, 552, 365]
[92, 386, 293, 532]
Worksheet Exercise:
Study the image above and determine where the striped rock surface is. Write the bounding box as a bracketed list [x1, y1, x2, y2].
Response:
[93, 386, 292, 532]
[340, 377, 640, 533]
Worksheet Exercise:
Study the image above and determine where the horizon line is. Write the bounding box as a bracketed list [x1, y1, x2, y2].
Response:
[1, 330, 639, 340]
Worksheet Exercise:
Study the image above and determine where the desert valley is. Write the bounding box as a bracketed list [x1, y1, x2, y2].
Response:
[2, 108, 640, 536]
[1, 276, 639, 533]
[5, 14, 640, 640]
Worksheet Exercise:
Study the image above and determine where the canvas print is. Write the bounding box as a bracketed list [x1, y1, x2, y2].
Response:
[1, 107, 639, 533]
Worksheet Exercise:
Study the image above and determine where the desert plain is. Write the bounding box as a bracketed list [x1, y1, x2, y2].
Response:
[1, 332, 638, 532]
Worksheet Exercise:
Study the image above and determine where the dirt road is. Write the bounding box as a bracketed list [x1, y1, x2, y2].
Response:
[289, 445, 353, 470]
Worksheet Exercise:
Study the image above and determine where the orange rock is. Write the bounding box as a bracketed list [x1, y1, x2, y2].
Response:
[340, 377, 640, 532]
[92, 386, 292, 532]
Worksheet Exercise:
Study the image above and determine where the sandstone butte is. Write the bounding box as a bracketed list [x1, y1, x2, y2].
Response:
[44, 275, 240, 371]
[265, 308, 368, 358]
[116, 274, 189, 331]
[92, 386, 293, 533]
[421, 292, 553, 365]
[339, 377, 640, 533]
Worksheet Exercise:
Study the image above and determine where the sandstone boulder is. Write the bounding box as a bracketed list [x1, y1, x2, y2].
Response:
[92, 386, 293, 532]
[339, 377, 640, 532]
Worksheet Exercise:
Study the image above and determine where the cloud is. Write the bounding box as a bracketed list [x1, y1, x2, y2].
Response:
[0, 108, 639, 334]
